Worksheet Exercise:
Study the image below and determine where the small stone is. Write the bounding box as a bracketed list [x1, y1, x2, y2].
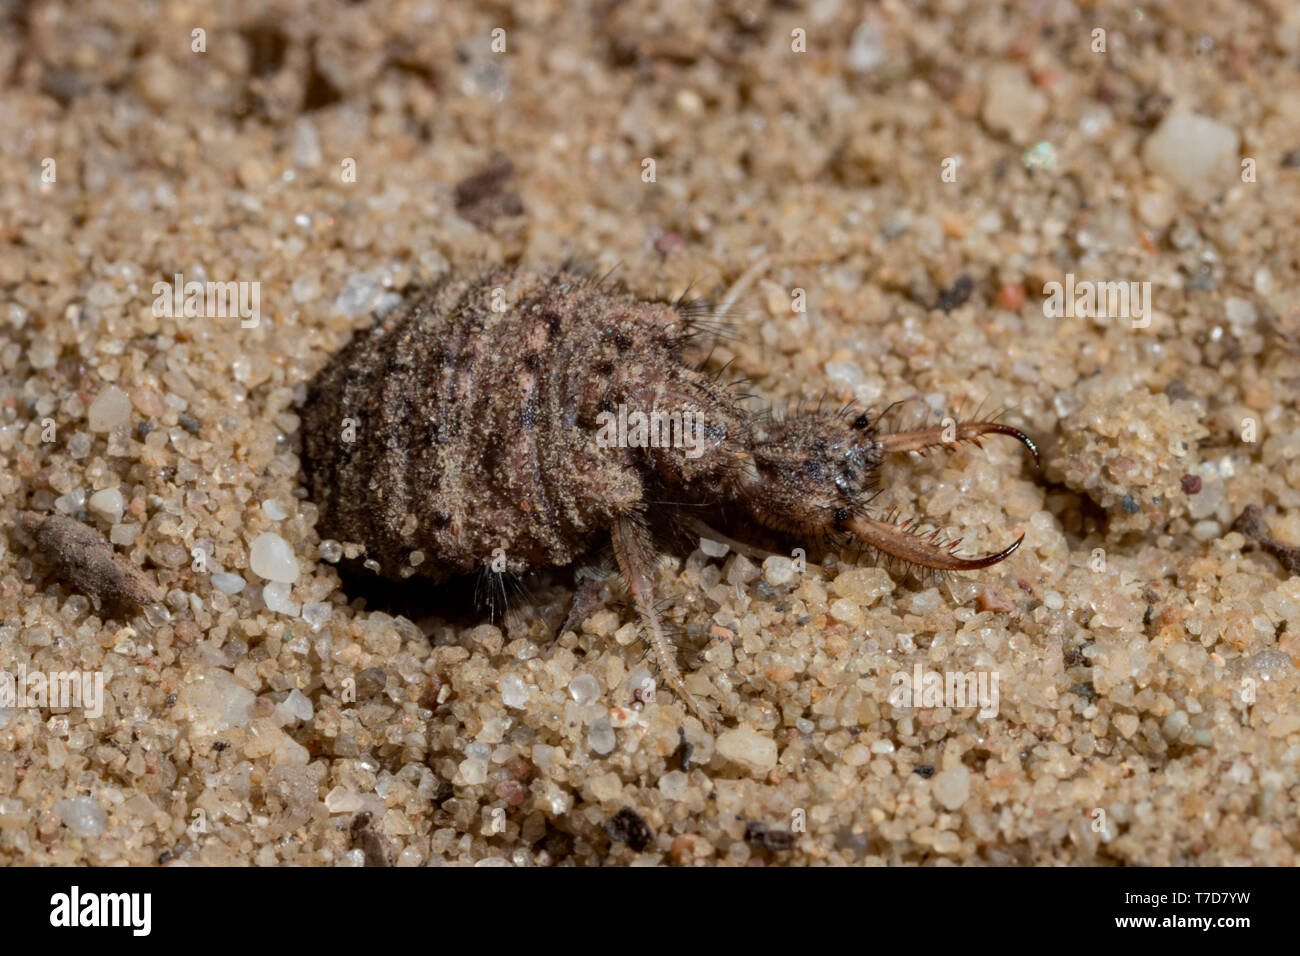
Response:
[658, 770, 689, 800]
[109, 523, 138, 546]
[236, 157, 270, 189]
[500, 673, 530, 709]
[458, 757, 488, 785]
[824, 361, 864, 387]
[211, 571, 246, 595]
[587, 717, 616, 755]
[606, 807, 653, 850]
[763, 555, 796, 586]
[590, 772, 623, 802]
[932, 764, 971, 810]
[829, 598, 863, 625]
[356, 668, 387, 699]
[292, 118, 323, 168]
[745, 821, 796, 851]
[1224, 297, 1257, 330]
[976, 588, 1015, 613]
[584, 609, 618, 637]
[654, 231, 685, 257]
[716, 728, 778, 774]
[998, 282, 1026, 310]
[302, 601, 331, 630]
[28, 340, 57, 369]
[699, 537, 729, 558]
[1161, 710, 1189, 741]
[318, 539, 343, 563]
[1141, 110, 1240, 197]
[130, 386, 165, 417]
[55, 490, 85, 515]
[66, 433, 91, 458]
[848, 21, 886, 72]
[53, 796, 107, 837]
[568, 674, 601, 706]
[1114, 714, 1140, 738]
[336, 273, 383, 319]
[261, 499, 287, 521]
[832, 567, 893, 605]
[324, 787, 364, 813]
[1136, 186, 1177, 229]
[1181, 474, 1202, 494]
[87, 386, 131, 432]
[262, 582, 299, 616]
[725, 553, 759, 586]
[932, 830, 961, 855]
[87, 488, 125, 525]
[280, 688, 314, 723]
[981, 64, 1047, 143]
[628, 668, 654, 701]
[249, 532, 299, 583]
[1191, 520, 1221, 541]
[179, 668, 255, 734]
[132, 52, 181, 110]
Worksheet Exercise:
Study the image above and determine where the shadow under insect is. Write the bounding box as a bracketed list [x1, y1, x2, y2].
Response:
[326, 552, 585, 640]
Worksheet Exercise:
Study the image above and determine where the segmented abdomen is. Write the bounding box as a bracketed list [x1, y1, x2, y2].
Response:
[301, 269, 647, 580]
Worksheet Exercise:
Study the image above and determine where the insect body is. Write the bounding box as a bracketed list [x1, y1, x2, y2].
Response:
[301, 266, 1038, 725]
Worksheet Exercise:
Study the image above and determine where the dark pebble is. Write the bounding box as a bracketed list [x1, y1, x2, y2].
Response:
[935, 274, 974, 312]
[607, 807, 653, 852]
[745, 821, 796, 851]
[356, 667, 388, 699]
[1063, 645, 1091, 668]
[453, 152, 524, 232]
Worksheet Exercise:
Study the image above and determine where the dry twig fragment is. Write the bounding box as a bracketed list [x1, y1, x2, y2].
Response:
[19, 511, 162, 610]
[1232, 505, 1300, 576]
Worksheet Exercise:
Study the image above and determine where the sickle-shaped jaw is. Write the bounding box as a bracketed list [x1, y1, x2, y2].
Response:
[861, 416, 1034, 570]
[876, 420, 1040, 467]
[848, 514, 1025, 571]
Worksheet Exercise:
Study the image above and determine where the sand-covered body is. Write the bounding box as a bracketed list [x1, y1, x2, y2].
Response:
[301, 269, 743, 581]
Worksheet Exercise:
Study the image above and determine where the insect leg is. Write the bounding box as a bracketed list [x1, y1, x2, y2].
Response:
[611, 514, 717, 730]
[559, 564, 612, 637]
[678, 515, 799, 565]
[717, 247, 857, 317]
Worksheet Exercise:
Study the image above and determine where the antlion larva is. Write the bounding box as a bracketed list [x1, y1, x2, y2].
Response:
[301, 261, 1038, 726]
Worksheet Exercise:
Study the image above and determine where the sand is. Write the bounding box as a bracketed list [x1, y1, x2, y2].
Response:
[1, 0, 1299, 865]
